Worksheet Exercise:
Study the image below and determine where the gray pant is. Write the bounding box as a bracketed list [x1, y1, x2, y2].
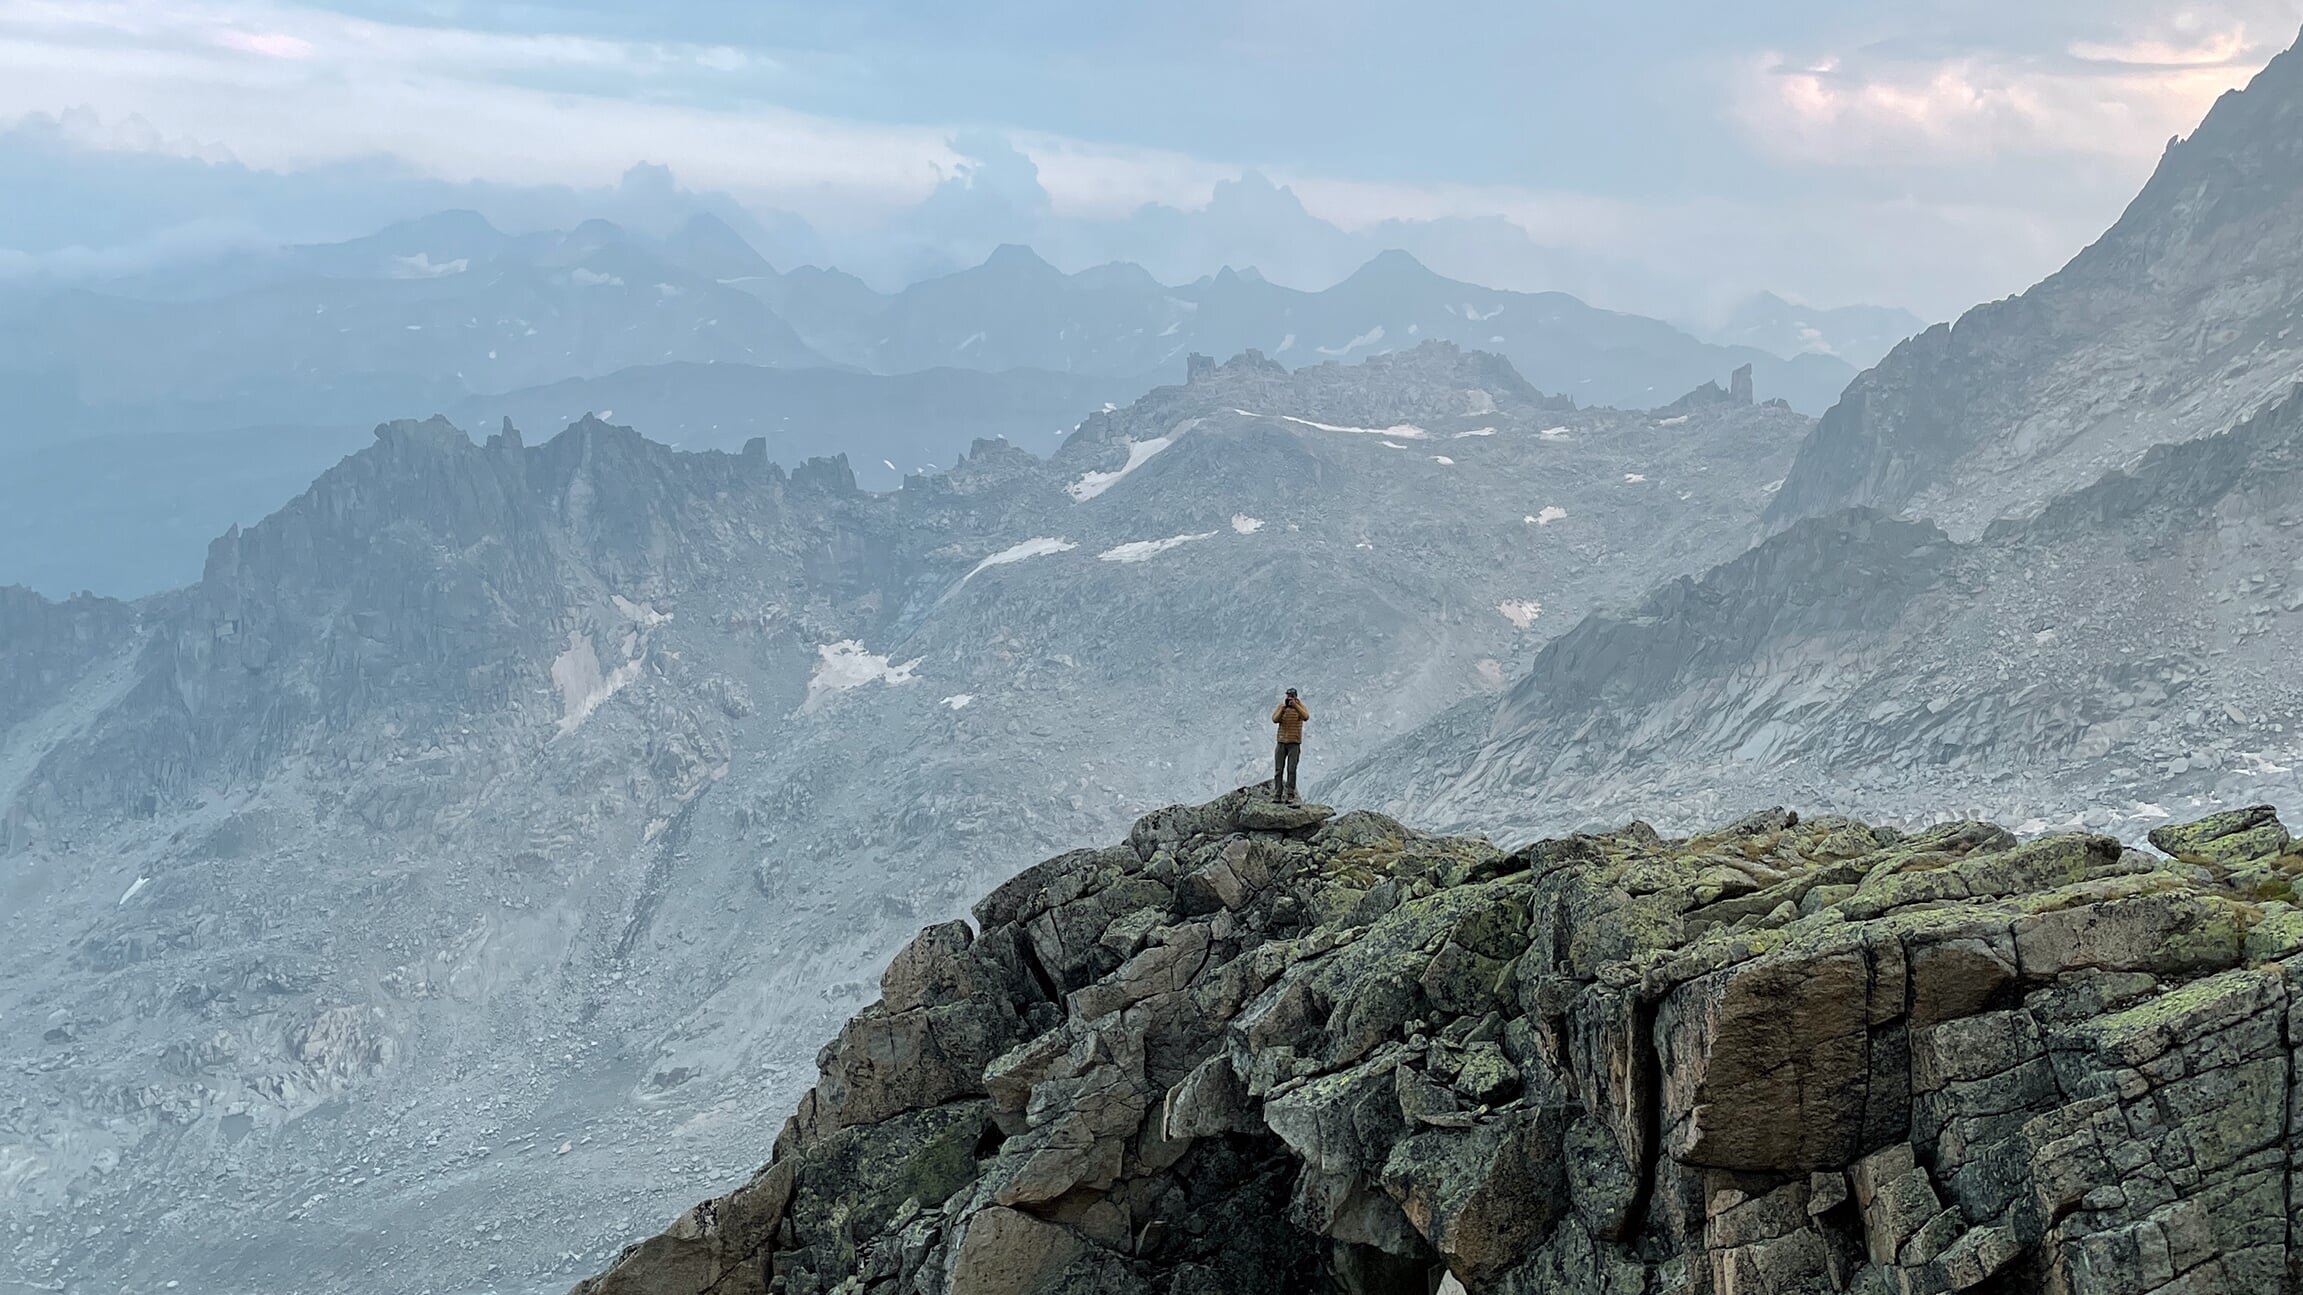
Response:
[1272, 742, 1301, 797]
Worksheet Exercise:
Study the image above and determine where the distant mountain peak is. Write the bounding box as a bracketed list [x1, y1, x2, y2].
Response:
[980, 242, 1058, 274]
[1337, 248, 1450, 290]
[662, 210, 775, 279]
[1361, 248, 1432, 274]
[394, 209, 500, 240]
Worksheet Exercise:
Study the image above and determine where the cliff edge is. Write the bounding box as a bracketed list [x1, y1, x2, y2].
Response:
[573, 789, 2303, 1294]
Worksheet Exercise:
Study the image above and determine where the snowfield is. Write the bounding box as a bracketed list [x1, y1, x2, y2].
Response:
[552, 631, 644, 735]
[1100, 532, 1217, 563]
[805, 640, 921, 709]
[1498, 600, 1543, 629]
[966, 537, 1077, 580]
[1067, 436, 1176, 501]
[1236, 410, 1430, 439]
[1317, 325, 1386, 356]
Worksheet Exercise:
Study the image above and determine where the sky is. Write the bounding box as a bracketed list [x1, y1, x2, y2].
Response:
[1, 0, 2300, 319]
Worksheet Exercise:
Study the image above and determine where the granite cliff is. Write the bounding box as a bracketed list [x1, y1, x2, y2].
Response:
[574, 792, 2303, 1294]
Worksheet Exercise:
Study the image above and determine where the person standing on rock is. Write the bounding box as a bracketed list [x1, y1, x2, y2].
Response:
[1270, 687, 1310, 803]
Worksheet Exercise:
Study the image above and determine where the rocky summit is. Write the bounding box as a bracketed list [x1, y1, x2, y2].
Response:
[572, 791, 2303, 1295]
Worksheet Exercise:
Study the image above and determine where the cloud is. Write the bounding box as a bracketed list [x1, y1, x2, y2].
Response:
[4, 0, 2300, 323]
[1734, 14, 2286, 167]
[0, 0, 942, 205]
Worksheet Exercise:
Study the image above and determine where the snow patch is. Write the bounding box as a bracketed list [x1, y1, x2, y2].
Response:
[942, 694, 974, 710]
[1239, 411, 1429, 439]
[1463, 302, 1503, 321]
[1452, 427, 1497, 438]
[1316, 325, 1385, 356]
[805, 640, 921, 709]
[1276, 333, 1296, 353]
[1230, 515, 1264, 534]
[1527, 506, 1568, 526]
[883, 459, 898, 471]
[1623, 473, 1649, 483]
[967, 536, 1077, 580]
[1656, 415, 1691, 428]
[1536, 426, 1572, 440]
[956, 331, 986, 351]
[118, 876, 150, 906]
[1498, 600, 1543, 629]
[1067, 436, 1175, 501]
[391, 253, 468, 279]
[570, 268, 624, 287]
[612, 595, 670, 628]
[552, 632, 644, 734]
[1100, 532, 1216, 563]
[1430, 455, 1455, 465]
[1381, 441, 1408, 450]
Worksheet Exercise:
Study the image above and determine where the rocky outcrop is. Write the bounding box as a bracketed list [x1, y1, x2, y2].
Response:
[0, 584, 136, 732]
[574, 792, 2303, 1294]
[1655, 365, 1756, 416]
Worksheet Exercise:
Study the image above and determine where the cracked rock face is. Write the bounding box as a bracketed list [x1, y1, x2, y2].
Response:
[575, 794, 2303, 1294]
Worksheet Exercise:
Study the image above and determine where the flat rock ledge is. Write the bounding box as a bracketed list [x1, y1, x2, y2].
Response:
[573, 794, 2303, 1295]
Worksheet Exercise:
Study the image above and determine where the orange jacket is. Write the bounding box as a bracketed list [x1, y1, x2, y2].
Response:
[1272, 697, 1309, 744]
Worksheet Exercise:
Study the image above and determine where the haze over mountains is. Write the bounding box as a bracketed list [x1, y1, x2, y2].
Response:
[0, 198, 1892, 599]
[0, 342, 1813, 1292]
[10, 18, 2303, 1295]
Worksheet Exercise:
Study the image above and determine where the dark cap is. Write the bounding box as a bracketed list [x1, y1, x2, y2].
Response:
[1285, 687, 1298, 696]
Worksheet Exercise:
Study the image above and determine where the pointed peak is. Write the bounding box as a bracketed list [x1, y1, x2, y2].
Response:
[981, 243, 1058, 274]
[1336, 249, 1445, 291]
[1363, 248, 1431, 274]
[675, 210, 740, 237]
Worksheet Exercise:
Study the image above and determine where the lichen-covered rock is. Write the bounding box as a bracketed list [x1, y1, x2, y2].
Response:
[576, 798, 2303, 1295]
[2148, 804, 2291, 866]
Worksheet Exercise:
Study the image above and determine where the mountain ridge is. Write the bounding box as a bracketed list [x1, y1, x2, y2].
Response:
[1764, 26, 2303, 539]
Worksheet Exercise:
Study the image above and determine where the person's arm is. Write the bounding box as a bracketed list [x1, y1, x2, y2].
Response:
[1272, 704, 1284, 723]
[1295, 700, 1310, 721]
